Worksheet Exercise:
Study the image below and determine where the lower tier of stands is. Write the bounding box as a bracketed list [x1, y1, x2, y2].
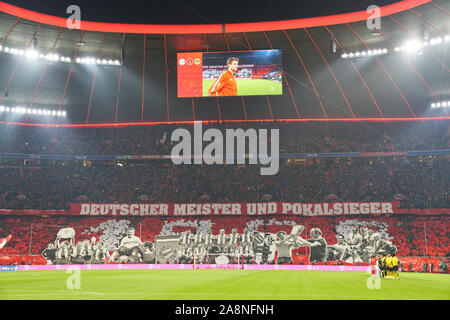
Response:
[1, 215, 448, 269]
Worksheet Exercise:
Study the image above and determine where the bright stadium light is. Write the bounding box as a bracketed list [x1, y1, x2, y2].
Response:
[73, 56, 121, 66]
[25, 49, 39, 59]
[1, 43, 122, 67]
[0, 105, 67, 117]
[429, 37, 443, 46]
[341, 47, 390, 59]
[46, 54, 59, 61]
[402, 40, 422, 53]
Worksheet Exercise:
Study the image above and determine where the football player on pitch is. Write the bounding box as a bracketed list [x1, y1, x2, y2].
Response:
[208, 57, 239, 96]
[392, 253, 400, 280]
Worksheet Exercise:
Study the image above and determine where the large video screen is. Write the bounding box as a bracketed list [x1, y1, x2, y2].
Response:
[177, 49, 283, 98]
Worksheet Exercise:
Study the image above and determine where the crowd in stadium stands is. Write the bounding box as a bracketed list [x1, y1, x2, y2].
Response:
[0, 121, 448, 266]
[0, 120, 448, 156]
[0, 215, 448, 263]
[0, 156, 447, 210]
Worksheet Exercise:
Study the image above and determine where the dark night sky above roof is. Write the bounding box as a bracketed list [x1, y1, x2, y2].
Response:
[3, 0, 403, 24]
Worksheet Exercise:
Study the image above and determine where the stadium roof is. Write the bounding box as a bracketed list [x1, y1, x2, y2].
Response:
[0, 0, 449, 126]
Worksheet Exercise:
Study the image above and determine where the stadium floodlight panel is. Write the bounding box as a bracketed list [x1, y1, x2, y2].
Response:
[0, 106, 67, 117]
[341, 47, 389, 59]
[0, 43, 120, 66]
[430, 101, 450, 109]
[76, 56, 121, 66]
[25, 49, 39, 59]
[402, 40, 422, 53]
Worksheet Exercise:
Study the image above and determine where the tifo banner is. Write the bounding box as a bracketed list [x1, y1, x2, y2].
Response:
[0, 234, 12, 249]
[69, 202, 400, 217]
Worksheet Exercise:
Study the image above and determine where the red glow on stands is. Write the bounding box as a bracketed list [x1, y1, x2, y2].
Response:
[0, 0, 431, 34]
[1, 117, 448, 128]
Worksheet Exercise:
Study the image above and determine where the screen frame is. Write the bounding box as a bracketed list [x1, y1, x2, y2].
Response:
[177, 49, 284, 99]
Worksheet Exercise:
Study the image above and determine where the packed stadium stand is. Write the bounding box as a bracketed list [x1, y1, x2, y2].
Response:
[1, 121, 448, 155]
[0, 156, 448, 210]
[1, 215, 448, 268]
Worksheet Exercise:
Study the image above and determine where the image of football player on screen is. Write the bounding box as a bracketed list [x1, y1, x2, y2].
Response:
[208, 57, 239, 96]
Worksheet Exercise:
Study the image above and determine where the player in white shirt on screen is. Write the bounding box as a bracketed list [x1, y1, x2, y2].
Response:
[118, 227, 143, 256]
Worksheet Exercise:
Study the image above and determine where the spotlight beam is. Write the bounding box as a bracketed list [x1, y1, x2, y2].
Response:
[27, 27, 63, 123]
[325, 26, 383, 117]
[346, 23, 416, 118]
[0, 24, 41, 105]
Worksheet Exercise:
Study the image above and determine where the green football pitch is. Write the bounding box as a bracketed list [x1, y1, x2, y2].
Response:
[202, 79, 283, 97]
[1, 270, 449, 300]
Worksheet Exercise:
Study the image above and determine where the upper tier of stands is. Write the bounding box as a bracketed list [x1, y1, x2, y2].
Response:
[0, 120, 448, 156]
